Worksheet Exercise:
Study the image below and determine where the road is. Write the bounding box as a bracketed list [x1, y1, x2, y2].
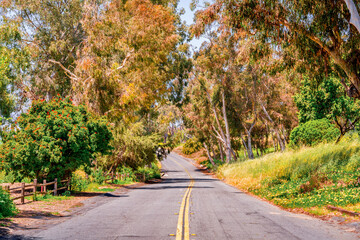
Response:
[22, 153, 358, 239]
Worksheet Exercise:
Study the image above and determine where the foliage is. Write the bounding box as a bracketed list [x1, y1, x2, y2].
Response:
[135, 162, 161, 181]
[182, 138, 202, 155]
[98, 121, 159, 170]
[85, 183, 115, 193]
[73, 0, 181, 118]
[289, 119, 340, 147]
[32, 193, 73, 202]
[0, 188, 17, 219]
[0, 20, 29, 118]
[294, 76, 360, 137]
[89, 168, 106, 185]
[1, 0, 86, 97]
[294, 76, 359, 123]
[218, 136, 360, 209]
[70, 172, 89, 192]
[0, 96, 113, 181]
[192, 0, 360, 99]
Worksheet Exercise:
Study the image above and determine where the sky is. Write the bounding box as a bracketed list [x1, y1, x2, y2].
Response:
[177, 0, 208, 51]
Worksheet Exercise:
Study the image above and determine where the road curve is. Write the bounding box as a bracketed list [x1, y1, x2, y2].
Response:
[23, 153, 358, 239]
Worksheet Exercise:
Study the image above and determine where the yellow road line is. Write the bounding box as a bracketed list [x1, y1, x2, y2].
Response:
[173, 159, 194, 240]
[176, 184, 190, 240]
[184, 180, 194, 240]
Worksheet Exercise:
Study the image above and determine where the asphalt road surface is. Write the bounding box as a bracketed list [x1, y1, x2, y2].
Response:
[21, 153, 359, 239]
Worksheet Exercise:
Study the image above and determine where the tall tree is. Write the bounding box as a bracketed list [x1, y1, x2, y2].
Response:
[65, 0, 180, 120]
[1, 0, 86, 98]
[192, 0, 360, 100]
[0, 19, 29, 120]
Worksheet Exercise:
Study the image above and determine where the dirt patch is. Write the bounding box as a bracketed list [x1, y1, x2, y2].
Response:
[0, 193, 98, 236]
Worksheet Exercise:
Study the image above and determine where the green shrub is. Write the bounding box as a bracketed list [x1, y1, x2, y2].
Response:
[0, 188, 17, 219]
[0, 96, 113, 182]
[289, 119, 340, 147]
[0, 171, 15, 183]
[70, 173, 89, 192]
[135, 163, 161, 182]
[90, 168, 106, 185]
[182, 138, 202, 155]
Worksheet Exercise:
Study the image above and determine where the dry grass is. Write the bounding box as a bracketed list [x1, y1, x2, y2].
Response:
[173, 146, 207, 164]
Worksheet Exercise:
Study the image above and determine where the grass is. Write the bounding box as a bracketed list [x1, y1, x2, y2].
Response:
[84, 183, 115, 192]
[26, 194, 73, 202]
[218, 136, 360, 215]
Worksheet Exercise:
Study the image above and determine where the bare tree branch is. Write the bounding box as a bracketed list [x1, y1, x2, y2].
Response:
[344, 0, 360, 34]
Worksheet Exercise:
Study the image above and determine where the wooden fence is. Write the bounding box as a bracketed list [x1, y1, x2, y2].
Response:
[2, 178, 70, 204]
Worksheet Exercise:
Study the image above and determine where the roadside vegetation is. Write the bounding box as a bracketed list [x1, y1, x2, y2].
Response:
[2, 0, 360, 225]
[219, 136, 360, 206]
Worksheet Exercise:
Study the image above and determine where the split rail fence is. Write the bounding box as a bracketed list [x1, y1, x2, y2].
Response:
[2, 178, 70, 204]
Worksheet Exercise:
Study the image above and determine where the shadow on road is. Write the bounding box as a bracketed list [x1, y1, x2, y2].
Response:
[128, 177, 217, 190]
[163, 177, 218, 183]
[102, 193, 129, 198]
[2, 233, 40, 240]
[161, 169, 182, 173]
[133, 185, 213, 190]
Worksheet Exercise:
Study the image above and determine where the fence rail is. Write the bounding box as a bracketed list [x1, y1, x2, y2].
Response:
[2, 178, 70, 204]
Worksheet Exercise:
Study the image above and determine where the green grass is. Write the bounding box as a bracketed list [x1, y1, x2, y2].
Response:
[27, 194, 74, 202]
[84, 183, 115, 192]
[218, 136, 360, 211]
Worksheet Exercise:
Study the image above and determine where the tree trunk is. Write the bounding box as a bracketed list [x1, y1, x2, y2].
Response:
[344, 0, 360, 34]
[203, 143, 215, 166]
[242, 118, 256, 159]
[221, 91, 233, 162]
[218, 140, 224, 162]
[261, 104, 286, 151]
[246, 132, 254, 159]
[206, 90, 231, 163]
[240, 134, 248, 159]
[273, 133, 277, 152]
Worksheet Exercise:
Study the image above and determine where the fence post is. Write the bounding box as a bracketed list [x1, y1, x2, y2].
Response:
[20, 182, 25, 204]
[68, 177, 71, 191]
[54, 178, 57, 196]
[43, 179, 47, 193]
[4, 185, 10, 193]
[33, 179, 37, 201]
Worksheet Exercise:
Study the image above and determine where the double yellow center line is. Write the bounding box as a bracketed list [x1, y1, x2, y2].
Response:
[173, 159, 194, 240]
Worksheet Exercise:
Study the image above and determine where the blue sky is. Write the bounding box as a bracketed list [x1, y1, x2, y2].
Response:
[177, 0, 207, 51]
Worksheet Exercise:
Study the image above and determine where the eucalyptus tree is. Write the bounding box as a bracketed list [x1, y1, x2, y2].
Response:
[192, 0, 360, 100]
[1, 0, 86, 98]
[0, 19, 29, 120]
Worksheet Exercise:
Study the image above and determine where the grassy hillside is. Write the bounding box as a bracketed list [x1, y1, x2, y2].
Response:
[218, 136, 360, 216]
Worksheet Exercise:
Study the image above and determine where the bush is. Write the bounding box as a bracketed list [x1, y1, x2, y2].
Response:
[0, 188, 17, 219]
[0, 96, 113, 181]
[90, 168, 106, 185]
[289, 119, 340, 147]
[71, 172, 89, 192]
[182, 138, 202, 155]
[135, 163, 161, 182]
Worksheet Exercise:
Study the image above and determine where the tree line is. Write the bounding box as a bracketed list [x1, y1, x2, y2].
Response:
[181, 0, 360, 163]
[0, 0, 191, 181]
[2, 0, 360, 179]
